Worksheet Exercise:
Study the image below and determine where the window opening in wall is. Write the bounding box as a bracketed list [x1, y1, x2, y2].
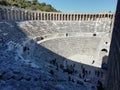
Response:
[66, 14, 67, 20]
[105, 14, 108, 18]
[90, 15, 92, 20]
[105, 42, 108, 44]
[93, 33, 96, 36]
[72, 14, 74, 20]
[66, 33, 68, 37]
[93, 15, 96, 20]
[41, 37, 44, 40]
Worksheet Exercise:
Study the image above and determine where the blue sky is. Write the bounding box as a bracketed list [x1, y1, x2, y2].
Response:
[38, 0, 117, 13]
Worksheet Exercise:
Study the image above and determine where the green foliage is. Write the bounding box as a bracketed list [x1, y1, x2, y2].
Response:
[32, 0, 38, 5]
[0, 0, 8, 5]
[0, 0, 59, 12]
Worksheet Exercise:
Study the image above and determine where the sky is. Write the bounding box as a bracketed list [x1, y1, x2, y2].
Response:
[38, 0, 118, 13]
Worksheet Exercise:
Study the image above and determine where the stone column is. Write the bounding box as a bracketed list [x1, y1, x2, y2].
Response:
[70, 14, 72, 20]
[41, 12, 43, 20]
[20, 10, 22, 20]
[29, 11, 31, 20]
[79, 14, 81, 20]
[35, 12, 37, 20]
[76, 14, 78, 20]
[4, 9, 7, 20]
[12, 9, 15, 20]
[73, 14, 75, 20]
[31, 12, 33, 20]
[96, 14, 98, 21]
[65, 14, 67, 20]
[13, 10, 16, 20]
[87, 14, 89, 21]
[23, 10, 26, 20]
[20, 10, 23, 20]
[47, 13, 50, 20]
[27, 11, 30, 20]
[44, 13, 46, 20]
[0, 8, 2, 20]
[111, 14, 114, 19]
[51, 13, 53, 20]
[15, 10, 18, 20]
[9, 9, 12, 20]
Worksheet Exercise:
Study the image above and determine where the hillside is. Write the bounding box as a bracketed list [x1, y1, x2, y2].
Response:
[0, 0, 59, 12]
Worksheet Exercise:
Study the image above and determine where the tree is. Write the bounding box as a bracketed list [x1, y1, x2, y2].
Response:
[1, 0, 60, 12]
[0, 0, 8, 5]
[32, 0, 37, 5]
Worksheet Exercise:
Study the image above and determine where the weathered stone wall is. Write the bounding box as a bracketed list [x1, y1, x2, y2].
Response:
[0, 6, 114, 21]
[107, 0, 120, 90]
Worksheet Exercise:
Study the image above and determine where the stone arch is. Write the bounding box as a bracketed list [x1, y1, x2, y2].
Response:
[78, 14, 80, 20]
[60, 14, 62, 20]
[81, 14, 83, 20]
[105, 14, 108, 18]
[72, 14, 74, 20]
[90, 15, 92, 20]
[96, 14, 99, 20]
[87, 14, 89, 20]
[101, 49, 108, 53]
[102, 14, 105, 18]
[42, 13, 44, 20]
[69, 14, 71, 20]
[56, 14, 59, 20]
[93, 14, 96, 20]
[65, 14, 68, 20]
[84, 14, 86, 20]
[110, 14, 114, 19]
[62, 14, 65, 20]
[75, 14, 77, 20]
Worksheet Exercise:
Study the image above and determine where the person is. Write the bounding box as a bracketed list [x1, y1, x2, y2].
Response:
[92, 60, 95, 64]
[97, 80, 103, 90]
